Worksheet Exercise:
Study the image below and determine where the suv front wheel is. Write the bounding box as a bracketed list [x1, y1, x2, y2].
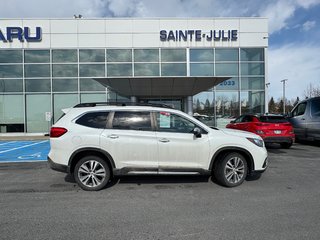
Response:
[74, 155, 111, 191]
[214, 152, 248, 187]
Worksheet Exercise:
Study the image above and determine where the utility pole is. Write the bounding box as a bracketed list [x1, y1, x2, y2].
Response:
[280, 79, 288, 114]
[265, 82, 270, 113]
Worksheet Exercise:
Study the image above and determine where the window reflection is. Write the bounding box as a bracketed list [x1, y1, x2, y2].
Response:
[53, 64, 78, 77]
[107, 64, 132, 76]
[190, 49, 214, 62]
[134, 49, 159, 62]
[52, 79, 78, 92]
[0, 65, 23, 78]
[25, 79, 51, 92]
[190, 63, 214, 76]
[52, 49, 77, 63]
[79, 49, 105, 62]
[79, 64, 105, 77]
[161, 63, 186, 76]
[241, 63, 264, 76]
[0, 79, 23, 92]
[241, 91, 265, 114]
[215, 63, 238, 76]
[161, 49, 186, 62]
[215, 49, 238, 61]
[0, 50, 22, 63]
[107, 49, 132, 62]
[80, 78, 105, 91]
[134, 63, 159, 76]
[25, 64, 50, 78]
[25, 50, 50, 63]
[240, 48, 264, 61]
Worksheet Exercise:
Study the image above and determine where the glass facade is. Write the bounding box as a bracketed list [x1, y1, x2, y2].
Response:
[0, 47, 265, 133]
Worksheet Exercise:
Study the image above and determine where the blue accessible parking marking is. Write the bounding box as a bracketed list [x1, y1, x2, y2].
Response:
[0, 140, 50, 163]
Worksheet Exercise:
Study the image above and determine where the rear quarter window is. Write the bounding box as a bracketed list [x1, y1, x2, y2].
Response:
[75, 111, 109, 128]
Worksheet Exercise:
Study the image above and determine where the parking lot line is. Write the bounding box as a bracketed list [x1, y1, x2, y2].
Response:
[0, 140, 49, 154]
[0, 140, 50, 163]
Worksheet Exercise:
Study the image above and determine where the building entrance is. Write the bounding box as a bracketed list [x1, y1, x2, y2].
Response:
[138, 98, 184, 111]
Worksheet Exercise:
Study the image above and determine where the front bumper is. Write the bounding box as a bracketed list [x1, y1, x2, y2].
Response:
[47, 156, 69, 173]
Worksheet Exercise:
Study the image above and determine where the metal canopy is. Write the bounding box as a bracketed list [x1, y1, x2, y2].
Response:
[94, 77, 230, 97]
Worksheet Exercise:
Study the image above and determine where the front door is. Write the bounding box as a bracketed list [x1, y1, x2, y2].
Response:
[154, 111, 210, 171]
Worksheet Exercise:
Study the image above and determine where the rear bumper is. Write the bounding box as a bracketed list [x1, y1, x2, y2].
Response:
[263, 136, 294, 144]
[47, 156, 69, 173]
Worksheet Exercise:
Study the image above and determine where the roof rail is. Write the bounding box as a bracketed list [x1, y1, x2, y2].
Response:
[73, 102, 174, 109]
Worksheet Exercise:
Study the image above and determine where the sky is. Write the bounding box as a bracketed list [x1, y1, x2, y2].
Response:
[1, 0, 320, 101]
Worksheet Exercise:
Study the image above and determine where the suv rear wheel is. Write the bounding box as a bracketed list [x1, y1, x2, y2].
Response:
[214, 152, 248, 187]
[74, 155, 110, 191]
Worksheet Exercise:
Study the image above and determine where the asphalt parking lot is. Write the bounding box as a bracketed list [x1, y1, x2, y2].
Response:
[0, 142, 320, 240]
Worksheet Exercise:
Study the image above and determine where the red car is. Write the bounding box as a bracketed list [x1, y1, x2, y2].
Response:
[226, 114, 295, 148]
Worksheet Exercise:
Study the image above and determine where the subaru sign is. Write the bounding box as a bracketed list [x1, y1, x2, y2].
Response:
[0, 27, 42, 42]
[160, 29, 238, 42]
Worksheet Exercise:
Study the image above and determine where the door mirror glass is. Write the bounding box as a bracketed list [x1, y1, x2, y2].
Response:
[193, 127, 202, 138]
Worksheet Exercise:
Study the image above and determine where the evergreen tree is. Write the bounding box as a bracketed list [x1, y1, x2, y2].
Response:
[268, 97, 276, 113]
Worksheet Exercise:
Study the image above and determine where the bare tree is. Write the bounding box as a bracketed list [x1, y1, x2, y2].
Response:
[304, 83, 320, 98]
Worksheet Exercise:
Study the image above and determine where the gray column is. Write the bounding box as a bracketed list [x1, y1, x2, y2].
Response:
[187, 96, 193, 116]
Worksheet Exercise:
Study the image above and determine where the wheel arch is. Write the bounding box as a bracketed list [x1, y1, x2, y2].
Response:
[68, 148, 116, 175]
[209, 147, 255, 173]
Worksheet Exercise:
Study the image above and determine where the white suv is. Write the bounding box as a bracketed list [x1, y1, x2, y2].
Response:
[48, 103, 268, 191]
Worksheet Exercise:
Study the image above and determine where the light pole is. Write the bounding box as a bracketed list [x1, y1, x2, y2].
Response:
[265, 82, 270, 113]
[280, 79, 288, 114]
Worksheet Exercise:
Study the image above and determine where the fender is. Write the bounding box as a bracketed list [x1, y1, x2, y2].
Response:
[68, 147, 116, 172]
[209, 146, 255, 172]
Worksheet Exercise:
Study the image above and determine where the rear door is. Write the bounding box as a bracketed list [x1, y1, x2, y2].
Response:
[100, 111, 158, 170]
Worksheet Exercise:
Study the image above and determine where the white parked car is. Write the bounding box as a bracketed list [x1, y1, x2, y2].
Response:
[48, 103, 268, 191]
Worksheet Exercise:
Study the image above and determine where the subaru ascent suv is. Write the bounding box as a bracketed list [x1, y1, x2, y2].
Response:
[48, 103, 268, 191]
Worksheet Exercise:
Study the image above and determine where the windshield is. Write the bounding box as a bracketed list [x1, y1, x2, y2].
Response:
[259, 116, 288, 123]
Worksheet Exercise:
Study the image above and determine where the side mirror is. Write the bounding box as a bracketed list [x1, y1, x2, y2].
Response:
[193, 127, 202, 138]
[287, 112, 293, 118]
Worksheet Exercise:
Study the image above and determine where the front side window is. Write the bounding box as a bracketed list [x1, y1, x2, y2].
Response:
[112, 112, 152, 131]
[156, 112, 197, 133]
[76, 112, 109, 129]
[293, 103, 307, 117]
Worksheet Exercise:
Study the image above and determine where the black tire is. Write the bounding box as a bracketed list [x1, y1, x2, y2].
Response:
[280, 142, 293, 149]
[213, 152, 248, 187]
[74, 155, 111, 191]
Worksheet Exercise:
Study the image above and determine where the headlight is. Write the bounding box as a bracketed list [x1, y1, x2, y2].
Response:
[247, 137, 264, 147]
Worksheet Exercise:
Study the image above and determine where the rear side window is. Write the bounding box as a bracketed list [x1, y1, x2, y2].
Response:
[112, 111, 152, 131]
[311, 99, 320, 117]
[259, 116, 288, 123]
[75, 111, 109, 128]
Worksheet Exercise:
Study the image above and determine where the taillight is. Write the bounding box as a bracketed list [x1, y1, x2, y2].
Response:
[255, 123, 270, 127]
[50, 127, 68, 138]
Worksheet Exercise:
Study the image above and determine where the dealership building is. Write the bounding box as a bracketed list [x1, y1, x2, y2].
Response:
[0, 17, 268, 133]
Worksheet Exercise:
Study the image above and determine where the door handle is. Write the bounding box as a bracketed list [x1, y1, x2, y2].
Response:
[107, 134, 119, 139]
[159, 138, 170, 143]
[301, 118, 305, 120]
